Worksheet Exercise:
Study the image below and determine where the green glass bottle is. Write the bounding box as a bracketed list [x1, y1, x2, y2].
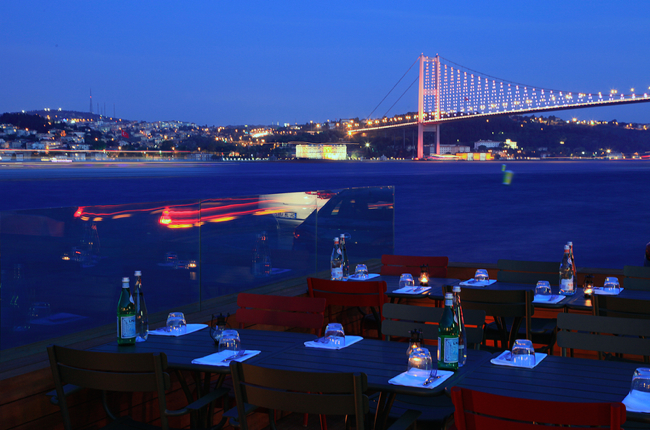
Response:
[117, 277, 136, 345]
[437, 292, 459, 370]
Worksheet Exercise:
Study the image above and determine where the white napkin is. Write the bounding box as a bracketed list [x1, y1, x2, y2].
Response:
[622, 391, 650, 413]
[388, 369, 454, 389]
[593, 287, 625, 296]
[347, 273, 381, 281]
[304, 335, 364, 350]
[490, 350, 547, 369]
[533, 295, 565, 304]
[459, 279, 496, 287]
[191, 350, 261, 366]
[392, 286, 432, 294]
[149, 323, 207, 337]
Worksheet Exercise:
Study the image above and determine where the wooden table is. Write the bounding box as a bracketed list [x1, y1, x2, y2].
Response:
[91, 327, 492, 430]
[449, 353, 650, 424]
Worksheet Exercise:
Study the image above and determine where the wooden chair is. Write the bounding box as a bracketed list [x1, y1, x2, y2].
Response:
[376, 304, 486, 428]
[496, 259, 558, 285]
[449, 386, 626, 430]
[623, 265, 650, 291]
[593, 295, 650, 320]
[493, 259, 559, 353]
[307, 277, 387, 338]
[47, 344, 227, 430]
[557, 313, 650, 361]
[382, 303, 485, 348]
[380, 254, 449, 278]
[229, 362, 420, 430]
[459, 289, 532, 351]
[236, 293, 326, 335]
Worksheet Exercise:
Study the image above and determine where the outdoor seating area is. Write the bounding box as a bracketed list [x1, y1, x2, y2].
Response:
[30, 256, 650, 430]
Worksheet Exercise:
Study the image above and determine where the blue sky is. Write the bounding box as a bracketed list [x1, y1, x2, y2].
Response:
[1, 1, 649, 126]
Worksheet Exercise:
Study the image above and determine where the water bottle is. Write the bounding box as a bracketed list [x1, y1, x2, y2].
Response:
[437, 292, 459, 371]
[559, 245, 575, 295]
[339, 234, 349, 280]
[117, 277, 136, 345]
[330, 237, 343, 280]
[134, 270, 148, 342]
[452, 285, 467, 367]
[567, 241, 577, 281]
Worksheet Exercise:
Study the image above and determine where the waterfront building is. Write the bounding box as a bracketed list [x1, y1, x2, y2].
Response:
[296, 144, 347, 160]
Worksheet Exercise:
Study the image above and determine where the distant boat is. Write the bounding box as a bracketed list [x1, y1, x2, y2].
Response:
[425, 154, 460, 160]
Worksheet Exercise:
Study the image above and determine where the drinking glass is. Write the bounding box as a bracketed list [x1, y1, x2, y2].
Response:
[324, 323, 345, 347]
[535, 280, 552, 296]
[603, 277, 620, 293]
[474, 269, 489, 282]
[399, 273, 415, 289]
[512, 339, 535, 367]
[629, 368, 650, 402]
[218, 329, 242, 357]
[355, 264, 369, 279]
[166, 312, 187, 334]
[407, 347, 433, 378]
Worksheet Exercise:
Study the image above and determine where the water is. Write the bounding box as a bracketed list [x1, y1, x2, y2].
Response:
[1, 160, 649, 269]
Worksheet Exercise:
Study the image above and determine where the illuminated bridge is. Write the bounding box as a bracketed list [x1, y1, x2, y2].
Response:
[350, 54, 650, 158]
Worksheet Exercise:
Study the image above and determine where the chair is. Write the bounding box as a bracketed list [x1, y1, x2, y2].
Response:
[557, 313, 650, 361]
[623, 265, 650, 291]
[380, 254, 449, 278]
[493, 259, 560, 353]
[376, 304, 485, 428]
[382, 303, 485, 348]
[460, 288, 532, 351]
[307, 277, 387, 338]
[229, 361, 420, 430]
[593, 295, 650, 320]
[449, 386, 626, 430]
[47, 344, 227, 430]
[236, 293, 326, 335]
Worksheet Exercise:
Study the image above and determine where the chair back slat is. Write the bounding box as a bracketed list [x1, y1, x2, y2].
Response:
[380, 254, 448, 278]
[557, 313, 650, 358]
[382, 303, 485, 347]
[622, 265, 650, 291]
[497, 259, 559, 286]
[451, 386, 626, 430]
[57, 365, 164, 392]
[236, 293, 326, 334]
[231, 362, 368, 430]
[307, 278, 387, 320]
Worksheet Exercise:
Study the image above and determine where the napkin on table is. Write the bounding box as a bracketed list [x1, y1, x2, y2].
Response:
[459, 279, 496, 287]
[622, 391, 650, 413]
[148, 323, 207, 337]
[191, 350, 261, 366]
[392, 286, 431, 294]
[304, 335, 364, 350]
[388, 370, 454, 390]
[592, 288, 625, 296]
[533, 295, 565, 304]
[490, 350, 547, 369]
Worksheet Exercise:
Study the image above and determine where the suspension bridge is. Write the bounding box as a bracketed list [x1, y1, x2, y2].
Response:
[350, 54, 650, 158]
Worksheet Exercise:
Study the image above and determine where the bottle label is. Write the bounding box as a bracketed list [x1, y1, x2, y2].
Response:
[331, 267, 343, 280]
[119, 315, 136, 338]
[560, 278, 574, 291]
[438, 336, 459, 363]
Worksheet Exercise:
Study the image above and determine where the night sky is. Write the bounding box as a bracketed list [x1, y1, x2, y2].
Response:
[1, 1, 649, 126]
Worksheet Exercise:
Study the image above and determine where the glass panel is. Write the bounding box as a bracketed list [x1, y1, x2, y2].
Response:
[0, 200, 201, 352]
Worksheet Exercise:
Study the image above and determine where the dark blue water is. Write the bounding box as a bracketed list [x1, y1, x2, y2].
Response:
[1, 160, 649, 269]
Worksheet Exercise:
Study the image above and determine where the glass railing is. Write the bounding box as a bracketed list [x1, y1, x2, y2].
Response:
[0, 186, 394, 356]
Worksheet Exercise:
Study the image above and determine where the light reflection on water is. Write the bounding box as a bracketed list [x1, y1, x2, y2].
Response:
[1, 160, 649, 268]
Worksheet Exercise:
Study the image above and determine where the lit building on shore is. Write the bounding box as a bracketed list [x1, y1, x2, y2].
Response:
[296, 144, 347, 160]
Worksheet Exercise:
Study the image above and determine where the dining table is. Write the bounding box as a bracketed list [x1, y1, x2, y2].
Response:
[448, 352, 650, 424]
[89, 326, 492, 430]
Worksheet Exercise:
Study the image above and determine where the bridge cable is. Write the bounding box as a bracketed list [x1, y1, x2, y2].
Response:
[382, 75, 419, 118]
[366, 56, 419, 120]
[438, 55, 577, 94]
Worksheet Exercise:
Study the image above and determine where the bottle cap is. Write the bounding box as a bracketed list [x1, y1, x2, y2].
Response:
[122, 277, 129, 283]
[334, 237, 339, 243]
[452, 285, 461, 292]
[445, 292, 453, 299]
[134, 270, 141, 276]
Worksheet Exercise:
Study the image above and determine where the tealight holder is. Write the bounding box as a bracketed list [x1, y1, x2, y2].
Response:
[419, 265, 429, 287]
[583, 274, 594, 297]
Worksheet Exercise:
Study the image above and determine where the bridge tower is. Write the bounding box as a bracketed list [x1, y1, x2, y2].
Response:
[417, 54, 440, 159]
